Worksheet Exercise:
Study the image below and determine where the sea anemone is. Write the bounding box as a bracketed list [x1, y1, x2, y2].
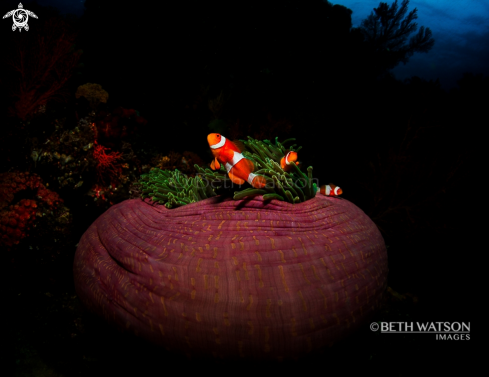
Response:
[74, 193, 387, 361]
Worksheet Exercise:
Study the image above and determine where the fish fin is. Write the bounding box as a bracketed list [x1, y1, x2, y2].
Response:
[228, 171, 245, 185]
[210, 158, 220, 170]
[251, 175, 267, 189]
[232, 140, 247, 153]
[280, 157, 286, 169]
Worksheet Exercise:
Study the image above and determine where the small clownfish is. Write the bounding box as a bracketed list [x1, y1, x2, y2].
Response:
[319, 184, 343, 196]
[207, 133, 267, 189]
[280, 151, 299, 172]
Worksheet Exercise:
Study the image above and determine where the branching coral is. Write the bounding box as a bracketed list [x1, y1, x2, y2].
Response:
[138, 137, 318, 208]
[93, 142, 123, 185]
[3, 16, 81, 120]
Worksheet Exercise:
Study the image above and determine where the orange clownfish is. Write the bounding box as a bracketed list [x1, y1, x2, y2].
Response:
[207, 133, 267, 188]
[319, 184, 343, 196]
[280, 151, 299, 172]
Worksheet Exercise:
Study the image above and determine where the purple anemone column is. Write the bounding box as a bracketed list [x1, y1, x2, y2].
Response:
[74, 193, 388, 360]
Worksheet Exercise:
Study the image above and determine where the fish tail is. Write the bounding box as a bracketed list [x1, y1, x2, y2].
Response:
[250, 174, 267, 189]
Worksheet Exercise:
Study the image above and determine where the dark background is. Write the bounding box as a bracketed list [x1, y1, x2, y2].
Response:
[1, 0, 480, 375]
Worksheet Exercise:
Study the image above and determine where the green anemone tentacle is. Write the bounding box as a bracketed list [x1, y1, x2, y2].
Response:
[137, 136, 316, 207]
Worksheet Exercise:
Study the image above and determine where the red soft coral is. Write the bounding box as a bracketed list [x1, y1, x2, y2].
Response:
[92, 142, 123, 185]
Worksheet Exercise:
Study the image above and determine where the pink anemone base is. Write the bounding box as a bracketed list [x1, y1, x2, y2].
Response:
[74, 193, 388, 360]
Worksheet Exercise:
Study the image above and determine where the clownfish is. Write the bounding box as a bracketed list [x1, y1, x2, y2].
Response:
[280, 151, 299, 172]
[319, 184, 343, 196]
[207, 133, 267, 188]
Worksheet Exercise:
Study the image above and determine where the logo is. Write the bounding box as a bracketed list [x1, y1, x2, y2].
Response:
[370, 321, 470, 340]
[3, 3, 38, 32]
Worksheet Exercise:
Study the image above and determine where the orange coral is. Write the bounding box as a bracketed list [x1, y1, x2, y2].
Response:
[0, 172, 63, 248]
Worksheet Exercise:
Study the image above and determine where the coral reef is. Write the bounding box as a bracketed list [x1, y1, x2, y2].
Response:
[30, 116, 97, 190]
[29, 113, 144, 209]
[0, 171, 68, 248]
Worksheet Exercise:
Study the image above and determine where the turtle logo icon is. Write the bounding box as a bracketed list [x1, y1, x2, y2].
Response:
[3, 3, 38, 32]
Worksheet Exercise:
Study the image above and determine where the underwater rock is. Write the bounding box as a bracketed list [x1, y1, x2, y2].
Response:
[73, 193, 388, 360]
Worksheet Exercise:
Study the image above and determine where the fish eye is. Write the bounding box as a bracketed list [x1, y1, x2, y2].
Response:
[217, 134, 220, 138]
